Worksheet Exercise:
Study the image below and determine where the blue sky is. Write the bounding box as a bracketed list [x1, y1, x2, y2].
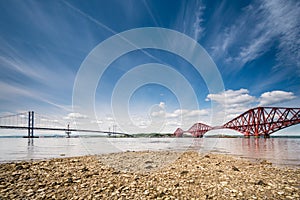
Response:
[0, 0, 299, 134]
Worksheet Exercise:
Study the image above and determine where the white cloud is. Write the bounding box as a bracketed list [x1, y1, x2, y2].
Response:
[64, 112, 88, 120]
[165, 121, 182, 127]
[183, 109, 209, 117]
[158, 102, 165, 109]
[91, 120, 103, 125]
[137, 120, 151, 128]
[206, 89, 297, 120]
[105, 117, 114, 122]
[259, 91, 296, 106]
[151, 108, 209, 119]
[206, 89, 256, 108]
[206, 89, 256, 121]
[151, 110, 165, 118]
[125, 89, 297, 133]
[146, 107, 210, 132]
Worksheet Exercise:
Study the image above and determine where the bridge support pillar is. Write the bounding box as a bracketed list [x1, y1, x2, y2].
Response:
[254, 130, 259, 138]
[65, 124, 71, 138]
[264, 134, 270, 138]
[244, 132, 250, 138]
[27, 111, 34, 138]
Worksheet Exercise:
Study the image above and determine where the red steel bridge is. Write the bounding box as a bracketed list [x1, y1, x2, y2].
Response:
[0, 111, 131, 137]
[174, 107, 300, 138]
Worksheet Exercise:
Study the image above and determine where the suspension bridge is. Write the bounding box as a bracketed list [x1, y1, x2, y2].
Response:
[174, 107, 300, 138]
[0, 111, 132, 138]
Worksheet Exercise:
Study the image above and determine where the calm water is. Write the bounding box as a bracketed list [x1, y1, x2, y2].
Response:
[0, 137, 299, 167]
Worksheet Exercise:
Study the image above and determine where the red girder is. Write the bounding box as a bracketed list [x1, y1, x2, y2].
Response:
[173, 107, 300, 137]
[187, 123, 212, 137]
[173, 123, 212, 137]
[223, 107, 300, 136]
[173, 128, 184, 137]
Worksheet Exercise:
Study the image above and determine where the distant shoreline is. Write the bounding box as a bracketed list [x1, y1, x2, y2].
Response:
[0, 134, 299, 138]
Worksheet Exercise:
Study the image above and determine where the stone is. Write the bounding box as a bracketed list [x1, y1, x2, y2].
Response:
[277, 191, 284, 195]
[67, 177, 73, 183]
[232, 166, 240, 171]
[220, 181, 228, 186]
[0, 151, 299, 199]
[256, 180, 267, 186]
[180, 170, 189, 175]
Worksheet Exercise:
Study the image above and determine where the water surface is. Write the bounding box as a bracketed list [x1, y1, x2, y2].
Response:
[0, 137, 299, 167]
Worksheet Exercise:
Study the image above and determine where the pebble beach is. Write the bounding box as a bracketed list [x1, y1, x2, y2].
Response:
[0, 150, 299, 199]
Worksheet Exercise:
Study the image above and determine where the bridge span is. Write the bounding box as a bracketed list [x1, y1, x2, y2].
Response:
[0, 111, 131, 137]
[174, 107, 300, 137]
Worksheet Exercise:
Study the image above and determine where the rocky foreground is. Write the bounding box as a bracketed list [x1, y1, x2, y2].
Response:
[0, 151, 299, 199]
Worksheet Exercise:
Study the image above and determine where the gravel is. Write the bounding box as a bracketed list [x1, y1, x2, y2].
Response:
[0, 150, 299, 199]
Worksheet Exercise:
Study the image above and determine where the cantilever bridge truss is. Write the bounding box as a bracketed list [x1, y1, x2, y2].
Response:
[174, 107, 300, 137]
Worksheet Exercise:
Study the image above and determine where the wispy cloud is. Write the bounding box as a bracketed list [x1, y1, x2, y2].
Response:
[0, 40, 45, 81]
[175, 1, 205, 41]
[192, 4, 205, 41]
[261, 0, 300, 70]
[0, 80, 71, 112]
[62, 0, 116, 35]
[142, 0, 161, 27]
[209, 0, 299, 74]
[0, 44, 74, 112]
[235, 0, 300, 69]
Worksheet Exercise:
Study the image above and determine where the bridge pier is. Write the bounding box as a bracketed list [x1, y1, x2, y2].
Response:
[244, 131, 250, 138]
[65, 124, 71, 138]
[27, 111, 34, 138]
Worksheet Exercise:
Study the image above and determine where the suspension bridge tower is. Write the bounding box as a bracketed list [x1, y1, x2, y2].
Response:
[26, 111, 35, 138]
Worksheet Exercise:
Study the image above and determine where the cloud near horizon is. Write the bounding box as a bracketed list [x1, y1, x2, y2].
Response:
[259, 91, 296, 106]
[64, 112, 88, 120]
[206, 88, 297, 120]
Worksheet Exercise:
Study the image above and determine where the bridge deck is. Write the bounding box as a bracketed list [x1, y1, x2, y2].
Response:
[0, 125, 131, 136]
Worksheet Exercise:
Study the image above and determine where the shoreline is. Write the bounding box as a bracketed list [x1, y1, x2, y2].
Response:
[1, 148, 299, 169]
[1, 150, 299, 199]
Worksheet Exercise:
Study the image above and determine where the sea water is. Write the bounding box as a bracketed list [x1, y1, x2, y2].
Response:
[0, 137, 299, 167]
